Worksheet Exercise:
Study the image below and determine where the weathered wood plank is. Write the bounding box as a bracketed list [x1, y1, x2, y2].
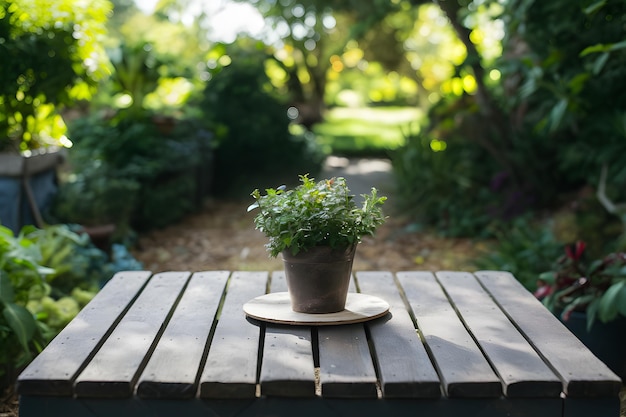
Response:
[474, 270, 622, 398]
[259, 271, 316, 397]
[317, 275, 378, 398]
[436, 271, 562, 398]
[73, 272, 190, 398]
[16, 271, 153, 396]
[317, 324, 378, 398]
[199, 271, 267, 399]
[356, 271, 441, 398]
[396, 271, 502, 398]
[136, 271, 230, 399]
[17, 271, 151, 396]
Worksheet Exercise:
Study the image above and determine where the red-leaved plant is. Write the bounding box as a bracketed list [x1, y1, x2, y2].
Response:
[535, 241, 626, 331]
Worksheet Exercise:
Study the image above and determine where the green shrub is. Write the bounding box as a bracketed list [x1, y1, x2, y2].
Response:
[58, 114, 213, 231]
[199, 48, 324, 196]
[392, 123, 498, 237]
[473, 217, 564, 291]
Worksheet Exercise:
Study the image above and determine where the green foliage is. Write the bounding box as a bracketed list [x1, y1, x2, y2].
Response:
[248, 175, 386, 257]
[499, 0, 626, 195]
[0, 0, 111, 151]
[58, 114, 213, 231]
[474, 217, 564, 290]
[392, 0, 626, 247]
[53, 165, 140, 232]
[536, 242, 626, 330]
[199, 46, 324, 196]
[392, 123, 498, 237]
[0, 223, 142, 384]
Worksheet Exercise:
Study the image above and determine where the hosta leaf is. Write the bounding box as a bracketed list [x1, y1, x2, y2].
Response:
[0, 271, 15, 304]
[3, 303, 36, 352]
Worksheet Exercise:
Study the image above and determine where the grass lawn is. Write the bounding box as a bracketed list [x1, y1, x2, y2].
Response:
[313, 106, 424, 157]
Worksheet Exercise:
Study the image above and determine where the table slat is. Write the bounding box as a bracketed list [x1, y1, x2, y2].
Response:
[259, 272, 316, 397]
[318, 275, 378, 398]
[318, 325, 378, 398]
[356, 271, 441, 398]
[16, 271, 152, 396]
[74, 271, 191, 398]
[436, 271, 562, 398]
[397, 271, 502, 398]
[136, 271, 229, 399]
[199, 271, 267, 399]
[474, 270, 622, 398]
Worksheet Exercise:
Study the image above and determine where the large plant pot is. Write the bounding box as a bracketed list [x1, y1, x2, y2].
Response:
[282, 245, 356, 314]
[561, 311, 626, 381]
[0, 148, 65, 233]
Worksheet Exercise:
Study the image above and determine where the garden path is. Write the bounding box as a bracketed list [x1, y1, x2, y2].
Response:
[130, 156, 482, 274]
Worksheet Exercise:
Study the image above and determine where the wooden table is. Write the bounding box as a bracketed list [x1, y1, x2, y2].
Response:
[17, 270, 623, 417]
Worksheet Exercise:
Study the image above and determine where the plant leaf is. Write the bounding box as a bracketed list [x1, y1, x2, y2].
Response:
[616, 281, 626, 317]
[0, 271, 15, 304]
[580, 43, 609, 57]
[549, 98, 568, 132]
[592, 52, 610, 75]
[586, 297, 600, 332]
[597, 281, 625, 322]
[3, 303, 36, 352]
[583, 0, 606, 15]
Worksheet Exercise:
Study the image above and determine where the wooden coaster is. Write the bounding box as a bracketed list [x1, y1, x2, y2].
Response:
[243, 292, 389, 326]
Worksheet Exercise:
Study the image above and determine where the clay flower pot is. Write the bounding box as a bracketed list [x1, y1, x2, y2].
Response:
[282, 245, 356, 313]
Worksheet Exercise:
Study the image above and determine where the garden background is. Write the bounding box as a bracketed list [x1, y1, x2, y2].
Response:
[1, 0, 625, 413]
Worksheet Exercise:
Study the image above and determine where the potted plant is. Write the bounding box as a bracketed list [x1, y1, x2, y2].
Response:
[535, 240, 626, 379]
[248, 175, 387, 313]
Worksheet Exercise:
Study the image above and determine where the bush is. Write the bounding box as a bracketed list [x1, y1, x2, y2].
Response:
[56, 114, 213, 231]
[473, 217, 564, 291]
[199, 47, 324, 196]
[392, 121, 500, 237]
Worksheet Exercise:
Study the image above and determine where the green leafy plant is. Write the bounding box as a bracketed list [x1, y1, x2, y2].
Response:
[0, 223, 143, 386]
[248, 175, 387, 257]
[0, 0, 110, 152]
[474, 216, 564, 291]
[61, 114, 212, 231]
[535, 241, 626, 330]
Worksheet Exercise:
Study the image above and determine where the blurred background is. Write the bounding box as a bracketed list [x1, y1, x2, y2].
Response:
[1, 0, 626, 405]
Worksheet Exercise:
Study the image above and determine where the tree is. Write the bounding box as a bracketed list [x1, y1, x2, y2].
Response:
[0, 0, 111, 151]
[242, 0, 401, 127]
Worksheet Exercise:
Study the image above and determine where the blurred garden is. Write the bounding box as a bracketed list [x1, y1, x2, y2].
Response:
[1, 0, 626, 407]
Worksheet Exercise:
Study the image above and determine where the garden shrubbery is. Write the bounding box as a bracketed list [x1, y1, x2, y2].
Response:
[0, 224, 142, 389]
[393, 0, 626, 251]
[198, 47, 324, 196]
[54, 114, 213, 233]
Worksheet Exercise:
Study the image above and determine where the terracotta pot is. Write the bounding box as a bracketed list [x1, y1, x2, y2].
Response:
[282, 245, 356, 314]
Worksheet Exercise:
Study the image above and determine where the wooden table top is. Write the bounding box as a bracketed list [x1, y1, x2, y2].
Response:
[16, 270, 623, 417]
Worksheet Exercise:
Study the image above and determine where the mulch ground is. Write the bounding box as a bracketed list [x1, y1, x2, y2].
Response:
[130, 198, 483, 274]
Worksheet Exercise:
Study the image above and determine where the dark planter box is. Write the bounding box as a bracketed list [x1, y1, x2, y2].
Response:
[561, 311, 626, 382]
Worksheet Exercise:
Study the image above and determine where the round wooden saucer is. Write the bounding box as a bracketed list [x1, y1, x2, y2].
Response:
[243, 292, 389, 326]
